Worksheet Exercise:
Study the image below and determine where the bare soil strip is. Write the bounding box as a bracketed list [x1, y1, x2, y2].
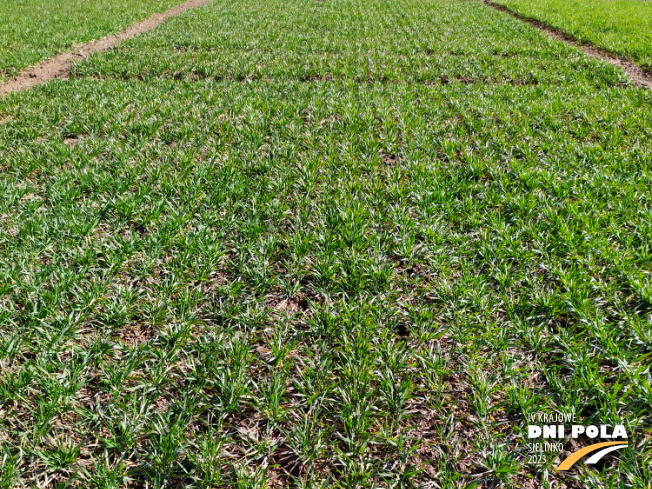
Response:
[486, 1, 652, 89]
[0, 0, 213, 97]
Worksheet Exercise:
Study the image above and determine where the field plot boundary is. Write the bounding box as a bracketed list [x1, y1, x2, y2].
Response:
[485, 0, 652, 89]
[0, 0, 213, 97]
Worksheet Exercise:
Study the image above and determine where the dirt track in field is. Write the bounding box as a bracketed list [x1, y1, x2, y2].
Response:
[486, 1, 652, 89]
[0, 0, 213, 97]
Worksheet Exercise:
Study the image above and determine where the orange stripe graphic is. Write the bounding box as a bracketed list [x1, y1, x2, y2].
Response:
[556, 441, 628, 471]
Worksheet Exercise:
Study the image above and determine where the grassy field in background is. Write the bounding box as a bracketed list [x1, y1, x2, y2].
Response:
[493, 0, 652, 70]
[1, 0, 651, 487]
[0, 0, 185, 80]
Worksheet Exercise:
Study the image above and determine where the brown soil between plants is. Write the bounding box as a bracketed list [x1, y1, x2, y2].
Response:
[485, 0, 652, 89]
[0, 0, 213, 97]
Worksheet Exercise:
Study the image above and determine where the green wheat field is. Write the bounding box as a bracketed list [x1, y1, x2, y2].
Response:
[0, 0, 651, 487]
